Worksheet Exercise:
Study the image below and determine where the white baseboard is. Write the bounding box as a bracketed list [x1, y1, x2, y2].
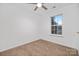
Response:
[0, 39, 39, 52]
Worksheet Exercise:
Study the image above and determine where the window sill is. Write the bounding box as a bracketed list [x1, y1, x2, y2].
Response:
[50, 34, 64, 38]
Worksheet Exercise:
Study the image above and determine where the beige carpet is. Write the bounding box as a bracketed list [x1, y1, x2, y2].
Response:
[0, 39, 78, 56]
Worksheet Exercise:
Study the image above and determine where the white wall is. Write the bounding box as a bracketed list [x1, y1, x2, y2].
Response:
[39, 4, 79, 49]
[0, 3, 41, 51]
[0, 3, 79, 51]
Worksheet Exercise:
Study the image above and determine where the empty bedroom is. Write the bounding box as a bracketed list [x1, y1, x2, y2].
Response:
[0, 3, 79, 56]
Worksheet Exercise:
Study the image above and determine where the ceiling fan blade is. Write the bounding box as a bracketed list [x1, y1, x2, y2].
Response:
[34, 6, 38, 11]
[42, 5, 48, 10]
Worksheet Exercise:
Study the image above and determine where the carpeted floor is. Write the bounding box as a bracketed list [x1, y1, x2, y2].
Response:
[0, 39, 78, 56]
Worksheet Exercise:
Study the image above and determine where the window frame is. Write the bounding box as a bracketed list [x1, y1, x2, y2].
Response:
[51, 14, 63, 35]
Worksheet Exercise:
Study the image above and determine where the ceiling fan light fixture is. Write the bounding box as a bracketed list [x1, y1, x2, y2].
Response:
[37, 3, 42, 7]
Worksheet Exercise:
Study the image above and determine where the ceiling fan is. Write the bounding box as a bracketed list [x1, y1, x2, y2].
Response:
[29, 3, 48, 11]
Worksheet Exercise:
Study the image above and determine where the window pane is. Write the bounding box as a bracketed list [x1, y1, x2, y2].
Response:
[57, 26, 62, 34]
[54, 15, 63, 26]
[51, 26, 57, 34]
[51, 17, 55, 25]
[51, 26, 55, 34]
[51, 17, 58, 25]
[51, 15, 63, 35]
[55, 26, 57, 34]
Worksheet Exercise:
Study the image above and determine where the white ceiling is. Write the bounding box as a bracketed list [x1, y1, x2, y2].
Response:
[0, 3, 78, 16]
[23, 3, 78, 16]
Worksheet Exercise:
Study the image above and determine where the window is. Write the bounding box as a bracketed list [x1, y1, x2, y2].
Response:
[51, 15, 63, 35]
